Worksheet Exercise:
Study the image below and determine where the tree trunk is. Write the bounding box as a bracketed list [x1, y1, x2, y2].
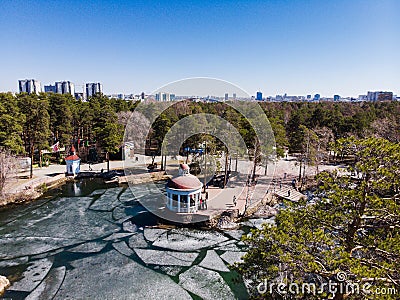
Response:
[39, 149, 42, 168]
[30, 144, 34, 179]
[235, 152, 238, 172]
[106, 152, 110, 172]
[298, 158, 302, 182]
[264, 157, 268, 176]
[252, 158, 257, 182]
[224, 151, 228, 188]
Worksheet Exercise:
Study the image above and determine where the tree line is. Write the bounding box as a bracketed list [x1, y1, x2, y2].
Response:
[0, 92, 137, 178]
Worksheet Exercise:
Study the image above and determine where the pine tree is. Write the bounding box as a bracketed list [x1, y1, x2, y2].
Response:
[236, 137, 400, 299]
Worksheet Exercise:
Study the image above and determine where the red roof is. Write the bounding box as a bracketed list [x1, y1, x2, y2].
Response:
[65, 154, 80, 161]
[167, 175, 202, 190]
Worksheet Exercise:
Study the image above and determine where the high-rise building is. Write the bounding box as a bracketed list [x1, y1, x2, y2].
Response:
[155, 92, 172, 102]
[45, 81, 75, 96]
[85, 82, 103, 99]
[233, 93, 236, 100]
[314, 94, 321, 101]
[18, 79, 42, 94]
[367, 91, 393, 101]
[256, 91, 262, 101]
[334, 95, 340, 101]
[55, 81, 75, 95]
[44, 85, 56, 93]
[224, 93, 228, 101]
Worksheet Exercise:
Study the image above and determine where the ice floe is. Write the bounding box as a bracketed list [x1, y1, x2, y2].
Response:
[122, 220, 138, 232]
[220, 251, 246, 265]
[68, 241, 107, 253]
[179, 266, 235, 300]
[25, 266, 66, 300]
[128, 232, 149, 249]
[89, 187, 123, 211]
[112, 241, 134, 257]
[55, 250, 192, 299]
[9, 258, 53, 292]
[134, 249, 198, 266]
[103, 232, 134, 241]
[198, 250, 230, 272]
[143, 228, 167, 242]
[152, 228, 228, 251]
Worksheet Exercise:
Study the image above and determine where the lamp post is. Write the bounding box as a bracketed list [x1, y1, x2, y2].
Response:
[203, 141, 207, 193]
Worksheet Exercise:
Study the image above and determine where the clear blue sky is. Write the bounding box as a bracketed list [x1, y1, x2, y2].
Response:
[1, 0, 399, 97]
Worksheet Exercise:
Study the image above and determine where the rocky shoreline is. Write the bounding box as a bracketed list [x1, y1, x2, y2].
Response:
[0, 275, 10, 296]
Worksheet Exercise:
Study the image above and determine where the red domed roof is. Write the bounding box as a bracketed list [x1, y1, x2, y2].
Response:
[167, 174, 202, 190]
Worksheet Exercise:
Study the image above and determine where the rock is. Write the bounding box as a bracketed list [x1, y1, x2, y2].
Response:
[217, 215, 239, 229]
[0, 275, 10, 296]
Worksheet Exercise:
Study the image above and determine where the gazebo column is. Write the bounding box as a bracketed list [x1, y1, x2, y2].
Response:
[187, 194, 190, 213]
[169, 193, 172, 209]
[178, 194, 181, 213]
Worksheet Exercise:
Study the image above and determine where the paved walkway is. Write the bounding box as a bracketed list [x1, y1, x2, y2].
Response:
[272, 185, 305, 202]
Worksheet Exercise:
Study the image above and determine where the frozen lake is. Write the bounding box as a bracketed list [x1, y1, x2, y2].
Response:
[0, 179, 260, 300]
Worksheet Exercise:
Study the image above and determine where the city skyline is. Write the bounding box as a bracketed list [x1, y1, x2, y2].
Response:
[14, 77, 397, 100]
[1, 0, 399, 96]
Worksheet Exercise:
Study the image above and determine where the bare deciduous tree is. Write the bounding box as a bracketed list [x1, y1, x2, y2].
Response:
[0, 149, 18, 196]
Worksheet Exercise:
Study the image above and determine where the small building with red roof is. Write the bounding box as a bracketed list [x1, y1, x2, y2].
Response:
[65, 145, 81, 175]
[166, 163, 203, 213]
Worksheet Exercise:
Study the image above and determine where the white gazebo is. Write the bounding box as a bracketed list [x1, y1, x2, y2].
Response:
[166, 164, 203, 213]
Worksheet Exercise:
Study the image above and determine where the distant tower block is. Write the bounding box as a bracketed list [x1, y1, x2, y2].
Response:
[19, 79, 42, 94]
[85, 82, 103, 99]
